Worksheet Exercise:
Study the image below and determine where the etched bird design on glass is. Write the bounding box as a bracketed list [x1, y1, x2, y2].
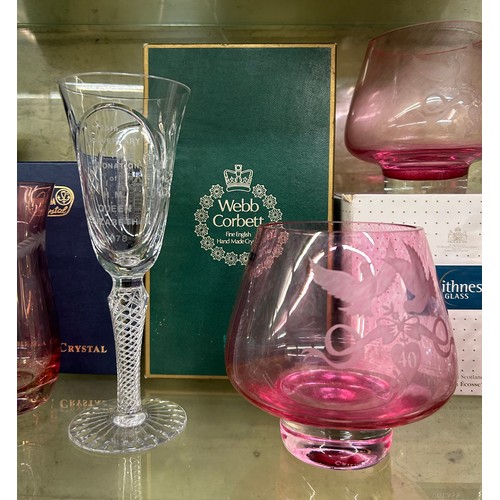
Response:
[226, 222, 457, 469]
[309, 242, 398, 316]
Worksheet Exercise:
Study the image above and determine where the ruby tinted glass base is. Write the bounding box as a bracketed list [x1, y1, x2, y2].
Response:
[234, 366, 448, 469]
[17, 354, 60, 414]
[238, 367, 446, 430]
[280, 420, 392, 470]
[347, 146, 481, 181]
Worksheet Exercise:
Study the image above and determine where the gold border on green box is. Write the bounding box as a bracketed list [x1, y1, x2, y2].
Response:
[144, 43, 336, 378]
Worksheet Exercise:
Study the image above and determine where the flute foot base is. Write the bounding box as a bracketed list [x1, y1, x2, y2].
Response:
[68, 398, 187, 454]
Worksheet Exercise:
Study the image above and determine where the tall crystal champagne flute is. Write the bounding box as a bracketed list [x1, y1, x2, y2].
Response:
[58, 72, 190, 454]
[226, 221, 457, 469]
[345, 21, 482, 193]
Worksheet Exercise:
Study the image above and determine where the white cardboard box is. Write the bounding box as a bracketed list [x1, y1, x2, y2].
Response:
[335, 193, 482, 395]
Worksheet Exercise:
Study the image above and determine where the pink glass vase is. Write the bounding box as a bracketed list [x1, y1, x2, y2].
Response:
[17, 182, 61, 414]
[225, 222, 457, 470]
[345, 21, 482, 193]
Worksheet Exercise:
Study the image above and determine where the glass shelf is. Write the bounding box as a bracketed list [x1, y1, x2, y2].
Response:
[17, 374, 482, 499]
[17, 0, 481, 29]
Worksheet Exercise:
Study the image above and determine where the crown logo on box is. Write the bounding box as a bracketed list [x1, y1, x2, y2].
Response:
[224, 164, 253, 192]
[448, 226, 468, 244]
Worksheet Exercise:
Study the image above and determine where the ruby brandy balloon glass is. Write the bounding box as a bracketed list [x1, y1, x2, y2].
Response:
[345, 21, 482, 193]
[225, 222, 457, 470]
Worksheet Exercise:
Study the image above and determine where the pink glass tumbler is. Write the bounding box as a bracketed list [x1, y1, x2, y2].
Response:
[225, 222, 457, 470]
[345, 21, 482, 193]
[17, 182, 61, 414]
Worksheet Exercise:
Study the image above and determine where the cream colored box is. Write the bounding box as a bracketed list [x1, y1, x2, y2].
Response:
[335, 193, 482, 395]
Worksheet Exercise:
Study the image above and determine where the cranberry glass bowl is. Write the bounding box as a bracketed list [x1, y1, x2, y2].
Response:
[345, 21, 481, 192]
[225, 221, 457, 469]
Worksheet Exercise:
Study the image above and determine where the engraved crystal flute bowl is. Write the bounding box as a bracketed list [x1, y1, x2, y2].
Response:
[225, 222, 457, 470]
[58, 72, 190, 454]
[344, 21, 482, 193]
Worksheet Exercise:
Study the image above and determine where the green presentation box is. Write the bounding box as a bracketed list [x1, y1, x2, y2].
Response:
[144, 44, 336, 377]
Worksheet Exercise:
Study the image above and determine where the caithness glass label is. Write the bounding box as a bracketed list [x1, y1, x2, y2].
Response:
[194, 164, 282, 266]
[437, 265, 482, 310]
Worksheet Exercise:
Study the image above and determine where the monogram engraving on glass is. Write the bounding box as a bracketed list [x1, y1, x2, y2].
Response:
[305, 242, 453, 383]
